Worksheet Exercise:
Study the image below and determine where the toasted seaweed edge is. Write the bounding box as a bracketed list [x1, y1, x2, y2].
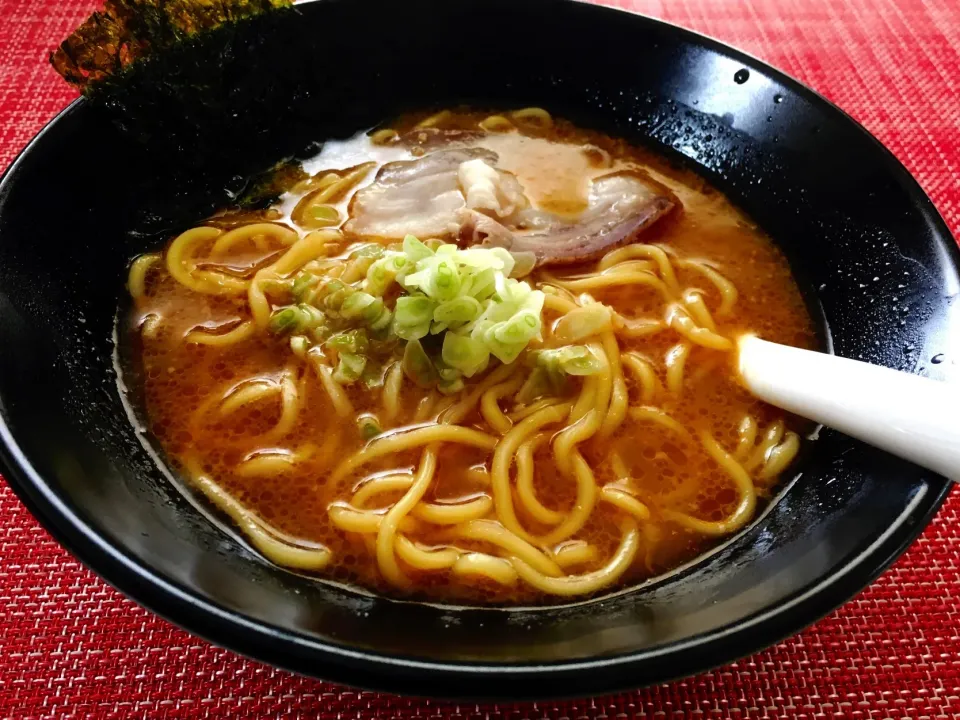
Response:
[236, 160, 310, 209]
[51, 0, 293, 94]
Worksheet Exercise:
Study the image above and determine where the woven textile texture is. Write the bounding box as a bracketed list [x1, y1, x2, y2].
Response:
[1, 0, 958, 717]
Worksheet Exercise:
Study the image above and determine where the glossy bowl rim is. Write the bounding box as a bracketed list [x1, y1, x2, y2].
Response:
[0, 1, 955, 699]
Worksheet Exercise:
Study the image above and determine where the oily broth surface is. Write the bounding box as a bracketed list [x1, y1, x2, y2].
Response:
[130, 110, 817, 605]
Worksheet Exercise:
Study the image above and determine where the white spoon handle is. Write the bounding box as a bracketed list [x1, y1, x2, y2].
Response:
[737, 336, 960, 481]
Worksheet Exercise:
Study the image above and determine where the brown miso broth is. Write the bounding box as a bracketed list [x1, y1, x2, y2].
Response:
[125, 108, 817, 605]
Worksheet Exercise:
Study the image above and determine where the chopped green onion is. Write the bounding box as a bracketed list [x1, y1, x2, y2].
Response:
[466, 267, 497, 301]
[434, 296, 482, 329]
[534, 345, 603, 376]
[402, 339, 438, 388]
[268, 304, 325, 335]
[309, 204, 340, 226]
[515, 365, 567, 404]
[394, 296, 436, 341]
[302, 238, 550, 393]
[351, 244, 385, 259]
[327, 329, 368, 354]
[333, 353, 367, 384]
[403, 256, 462, 301]
[309, 323, 331, 343]
[456, 246, 511, 271]
[268, 307, 300, 335]
[289, 335, 309, 357]
[493, 311, 540, 345]
[361, 297, 387, 325]
[437, 367, 465, 395]
[516, 345, 603, 403]
[321, 279, 346, 299]
[369, 307, 393, 333]
[552, 304, 612, 342]
[441, 332, 490, 377]
[322, 280, 354, 314]
[297, 303, 326, 328]
[361, 362, 386, 389]
[364, 254, 408, 296]
[340, 292, 378, 321]
[509, 251, 537, 278]
[403, 234, 435, 262]
[358, 415, 382, 440]
[292, 272, 320, 303]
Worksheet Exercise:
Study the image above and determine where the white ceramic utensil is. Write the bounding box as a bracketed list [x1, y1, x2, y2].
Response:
[737, 335, 960, 481]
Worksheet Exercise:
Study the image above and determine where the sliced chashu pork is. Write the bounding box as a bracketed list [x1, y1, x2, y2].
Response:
[458, 170, 676, 266]
[345, 148, 527, 239]
[346, 148, 677, 266]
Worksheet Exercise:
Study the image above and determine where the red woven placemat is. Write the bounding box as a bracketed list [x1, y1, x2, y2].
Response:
[1, 0, 958, 717]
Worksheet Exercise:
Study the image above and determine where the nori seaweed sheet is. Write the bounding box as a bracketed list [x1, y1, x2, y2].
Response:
[51, 0, 294, 92]
[48, 0, 338, 238]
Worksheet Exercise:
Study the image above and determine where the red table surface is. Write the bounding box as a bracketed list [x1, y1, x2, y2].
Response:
[1, 0, 959, 717]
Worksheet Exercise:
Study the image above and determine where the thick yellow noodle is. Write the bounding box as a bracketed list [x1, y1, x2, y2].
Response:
[331, 425, 497, 486]
[266, 369, 301, 439]
[512, 522, 639, 597]
[601, 486, 652, 521]
[308, 352, 355, 418]
[210, 222, 297, 255]
[185, 320, 256, 346]
[189, 459, 331, 571]
[352, 473, 414, 507]
[509, 107, 553, 129]
[395, 537, 459, 570]
[515, 432, 564, 525]
[598, 330, 628, 439]
[491, 402, 573, 541]
[412, 495, 493, 525]
[480, 376, 523, 434]
[311, 163, 376, 205]
[376, 447, 438, 586]
[666, 305, 733, 351]
[735, 415, 759, 460]
[598, 244, 681, 295]
[382, 361, 404, 423]
[760, 432, 801, 480]
[328, 504, 417, 534]
[479, 115, 514, 133]
[452, 553, 518, 585]
[369, 128, 399, 145]
[219, 379, 280, 416]
[553, 541, 599, 568]
[621, 352, 661, 404]
[664, 342, 692, 395]
[167, 227, 250, 295]
[128, 253, 160, 300]
[676, 258, 738, 317]
[453, 519, 562, 577]
[545, 270, 672, 299]
[535, 452, 598, 545]
[662, 432, 757, 537]
[236, 452, 296, 477]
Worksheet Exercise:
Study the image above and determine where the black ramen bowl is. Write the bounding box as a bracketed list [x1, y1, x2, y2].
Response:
[0, 0, 956, 700]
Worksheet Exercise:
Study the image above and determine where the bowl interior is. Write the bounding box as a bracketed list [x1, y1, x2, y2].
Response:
[0, 0, 956, 699]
